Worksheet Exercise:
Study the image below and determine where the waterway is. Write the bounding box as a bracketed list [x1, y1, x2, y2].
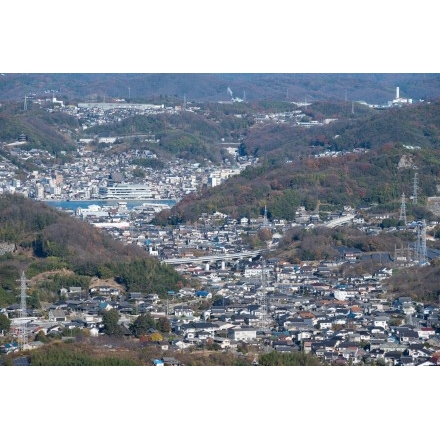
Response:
[42, 199, 177, 211]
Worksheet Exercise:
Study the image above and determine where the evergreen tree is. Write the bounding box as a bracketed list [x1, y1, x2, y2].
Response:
[102, 309, 122, 336]
[130, 313, 156, 337]
[0, 313, 11, 333]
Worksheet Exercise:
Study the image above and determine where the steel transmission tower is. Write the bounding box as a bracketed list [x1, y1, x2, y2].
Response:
[412, 172, 418, 205]
[399, 193, 407, 224]
[414, 220, 427, 265]
[17, 271, 28, 350]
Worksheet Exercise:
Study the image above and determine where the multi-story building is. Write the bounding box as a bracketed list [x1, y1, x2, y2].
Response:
[98, 183, 154, 200]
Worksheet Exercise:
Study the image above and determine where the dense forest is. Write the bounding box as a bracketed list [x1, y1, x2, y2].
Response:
[0, 102, 78, 154]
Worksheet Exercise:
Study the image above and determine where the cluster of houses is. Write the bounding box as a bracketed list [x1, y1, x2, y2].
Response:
[2, 91, 440, 366]
[161, 269, 440, 366]
[2, 253, 440, 366]
[0, 95, 260, 202]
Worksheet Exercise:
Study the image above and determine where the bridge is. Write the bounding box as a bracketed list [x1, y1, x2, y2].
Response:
[324, 215, 355, 228]
[162, 249, 262, 266]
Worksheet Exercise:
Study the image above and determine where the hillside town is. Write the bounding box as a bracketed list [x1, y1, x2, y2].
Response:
[0, 136, 255, 203]
[2, 195, 440, 365]
[0, 91, 402, 202]
[2, 251, 440, 365]
[1, 97, 440, 366]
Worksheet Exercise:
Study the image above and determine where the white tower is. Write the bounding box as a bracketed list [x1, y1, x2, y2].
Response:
[396, 86, 400, 99]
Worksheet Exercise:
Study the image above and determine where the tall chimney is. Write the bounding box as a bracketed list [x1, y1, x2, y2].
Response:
[396, 86, 400, 99]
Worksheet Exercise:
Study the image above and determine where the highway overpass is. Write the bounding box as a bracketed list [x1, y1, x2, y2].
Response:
[324, 215, 355, 228]
[162, 249, 262, 266]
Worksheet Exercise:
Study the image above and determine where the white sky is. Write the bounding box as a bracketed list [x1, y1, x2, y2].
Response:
[2, 2, 439, 73]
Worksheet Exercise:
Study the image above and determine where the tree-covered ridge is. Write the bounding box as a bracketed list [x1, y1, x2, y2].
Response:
[1, 73, 440, 104]
[0, 193, 63, 240]
[237, 100, 440, 161]
[328, 101, 440, 151]
[0, 194, 146, 266]
[83, 105, 253, 164]
[154, 140, 440, 224]
[383, 261, 440, 304]
[0, 104, 78, 154]
[0, 194, 185, 306]
[3, 93, 440, 168]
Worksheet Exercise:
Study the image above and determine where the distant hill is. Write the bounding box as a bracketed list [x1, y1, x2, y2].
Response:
[154, 100, 440, 223]
[238, 100, 440, 160]
[1, 73, 440, 104]
[0, 102, 78, 154]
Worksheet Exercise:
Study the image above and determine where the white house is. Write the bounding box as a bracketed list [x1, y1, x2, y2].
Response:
[228, 326, 257, 341]
[48, 309, 67, 322]
[373, 316, 389, 329]
[418, 327, 435, 340]
[333, 289, 356, 301]
[174, 306, 194, 317]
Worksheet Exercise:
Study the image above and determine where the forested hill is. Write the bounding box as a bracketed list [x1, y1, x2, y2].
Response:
[154, 100, 440, 223]
[0, 102, 78, 154]
[1, 73, 440, 104]
[2, 84, 440, 168]
[238, 100, 440, 160]
[0, 194, 184, 307]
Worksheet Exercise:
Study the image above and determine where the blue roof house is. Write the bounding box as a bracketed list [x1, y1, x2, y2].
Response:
[195, 291, 212, 299]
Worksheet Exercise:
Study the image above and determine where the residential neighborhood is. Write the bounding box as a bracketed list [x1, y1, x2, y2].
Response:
[2, 211, 440, 365]
[0, 94, 345, 203]
[1, 94, 440, 366]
